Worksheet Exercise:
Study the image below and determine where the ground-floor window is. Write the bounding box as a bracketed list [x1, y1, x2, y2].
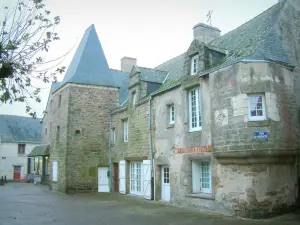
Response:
[192, 161, 211, 194]
[130, 162, 142, 195]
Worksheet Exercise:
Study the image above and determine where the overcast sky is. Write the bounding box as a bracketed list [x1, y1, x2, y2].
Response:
[0, 0, 278, 118]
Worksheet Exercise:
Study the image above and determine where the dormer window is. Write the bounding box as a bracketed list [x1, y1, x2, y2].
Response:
[191, 55, 199, 75]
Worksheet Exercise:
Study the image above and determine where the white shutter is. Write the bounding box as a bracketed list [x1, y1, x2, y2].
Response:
[119, 160, 126, 194]
[143, 160, 151, 200]
[52, 161, 58, 182]
[192, 161, 201, 193]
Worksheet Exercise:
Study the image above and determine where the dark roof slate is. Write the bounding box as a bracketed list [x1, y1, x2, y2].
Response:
[211, 1, 291, 66]
[110, 69, 129, 104]
[61, 24, 117, 88]
[135, 66, 168, 84]
[0, 115, 42, 143]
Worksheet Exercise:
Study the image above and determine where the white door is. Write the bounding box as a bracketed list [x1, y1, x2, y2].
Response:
[143, 160, 151, 200]
[119, 160, 126, 194]
[161, 167, 170, 201]
[98, 167, 109, 192]
[130, 162, 142, 196]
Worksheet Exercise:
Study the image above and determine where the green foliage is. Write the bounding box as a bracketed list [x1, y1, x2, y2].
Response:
[0, 0, 66, 117]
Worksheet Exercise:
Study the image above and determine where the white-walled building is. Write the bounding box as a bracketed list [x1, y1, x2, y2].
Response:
[0, 115, 41, 180]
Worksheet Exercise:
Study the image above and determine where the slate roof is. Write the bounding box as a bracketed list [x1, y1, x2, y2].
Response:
[134, 66, 168, 84]
[110, 69, 129, 104]
[210, 1, 291, 66]
[60, 24, 117, 88]
[28, 144, 50, 157]
[0, 115, 42, 143]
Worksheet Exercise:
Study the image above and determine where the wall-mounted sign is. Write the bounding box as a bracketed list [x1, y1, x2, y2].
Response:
[176, 145, 212, 153]
[253, 131, 268, 140]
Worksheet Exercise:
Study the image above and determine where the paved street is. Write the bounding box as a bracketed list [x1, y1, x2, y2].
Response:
[0, 183, 300, 225]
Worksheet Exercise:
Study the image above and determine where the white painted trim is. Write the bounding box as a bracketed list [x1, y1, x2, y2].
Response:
[169, 105, 175, 124]
[248, 94, 267, 121]
[191, 55, 199, 75]
[188, 87, 202, 132]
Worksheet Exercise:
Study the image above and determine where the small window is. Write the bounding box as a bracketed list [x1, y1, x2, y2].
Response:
[248, 94, 266, 121]
[191, 55, 199, 75]
[189, 87, 202, 132]
[18, 144, 25, 154]
[75, 129, 81, 135]
[192, 161, 211, 194]
[123, 119, 128, 142]
[111, 128, 115, 144]
[56, 126, 60, 142]
[58, 95, 62, 107]
[45, 128, 48, 135]
[132, 92, 136, 106]
[169, 105, 175, 124]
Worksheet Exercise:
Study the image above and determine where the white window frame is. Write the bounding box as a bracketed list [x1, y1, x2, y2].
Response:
[248, 94, 266, 121]
[111, 128, 115, 144]
[130, 161, 143, 196]
[169, 104, 175, 124]
[123, 119, 128, 142]
[191, 55, 199, 75]
[192, 161, 212, 194]
[189, 87, 202, 132]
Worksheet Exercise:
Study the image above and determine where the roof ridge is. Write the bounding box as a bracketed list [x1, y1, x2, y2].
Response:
[137, 65, 168, 73]
[211, 2, 281, 43]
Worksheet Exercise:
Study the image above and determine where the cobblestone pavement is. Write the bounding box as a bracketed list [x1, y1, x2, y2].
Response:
[0, 183, 299, 225]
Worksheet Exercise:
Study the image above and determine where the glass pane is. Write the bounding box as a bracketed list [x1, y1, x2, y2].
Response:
[257, 110, 263, 116]
[251, 110, 256, 116]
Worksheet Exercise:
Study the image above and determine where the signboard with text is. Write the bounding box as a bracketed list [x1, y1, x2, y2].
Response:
[176, 145, 212, 154]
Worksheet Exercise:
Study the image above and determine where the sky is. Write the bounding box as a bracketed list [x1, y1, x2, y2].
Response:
[0, 0, 278, 117]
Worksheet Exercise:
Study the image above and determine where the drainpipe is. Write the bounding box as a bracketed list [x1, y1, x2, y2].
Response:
[108, 113, 112, 192]
[148, 97, 155, 200]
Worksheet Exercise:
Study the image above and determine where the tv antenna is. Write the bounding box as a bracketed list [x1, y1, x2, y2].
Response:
[207, 10, 213, 26]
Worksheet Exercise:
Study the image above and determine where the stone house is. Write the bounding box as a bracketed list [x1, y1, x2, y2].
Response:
[0, 115, 41, 180]
[42, 0, 300, 218]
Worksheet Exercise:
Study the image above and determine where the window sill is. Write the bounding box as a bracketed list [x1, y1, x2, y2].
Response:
[167, 124, 174, 129]
[186, 193, 214, 200]
[188, 128, 202, 133]
[247, 119, 270, 127]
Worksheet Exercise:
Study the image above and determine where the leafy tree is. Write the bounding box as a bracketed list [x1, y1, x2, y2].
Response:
[0, 0, 66, 117]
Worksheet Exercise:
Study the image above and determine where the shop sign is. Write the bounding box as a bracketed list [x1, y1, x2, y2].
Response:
[176, 145, 212, 153]
[253, 131, 268, 140]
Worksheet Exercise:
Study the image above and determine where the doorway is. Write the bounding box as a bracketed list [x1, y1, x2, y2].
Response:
[161, 166, 170, 201]
[98, 167, 109, 192]
[113, 163, 119, 192]
[13, 166, 21, 180]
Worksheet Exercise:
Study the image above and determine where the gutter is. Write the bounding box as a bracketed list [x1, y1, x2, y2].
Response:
[148, 97, 155, 200]
[108, 113, 112, 192]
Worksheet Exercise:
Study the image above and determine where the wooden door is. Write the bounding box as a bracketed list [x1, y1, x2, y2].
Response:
[98, 167, 109, 192]
[113, 163, 119, 192]
[13, 166, 21, 180]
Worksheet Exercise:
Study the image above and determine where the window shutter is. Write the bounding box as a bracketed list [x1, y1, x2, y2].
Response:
[192, 161, 201, 193]
[52, 161, 58, 182]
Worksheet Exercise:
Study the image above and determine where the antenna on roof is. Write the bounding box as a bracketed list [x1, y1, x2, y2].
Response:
[207, 10, 213, 26]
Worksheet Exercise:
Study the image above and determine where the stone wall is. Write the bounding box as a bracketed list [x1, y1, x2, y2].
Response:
[47, 84, 70, 192]
[210, 62, 300, 217]
[65, 84, 119, 192]
[111, 100, 150, 192]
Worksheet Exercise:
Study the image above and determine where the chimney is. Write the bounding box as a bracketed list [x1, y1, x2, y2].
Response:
[193, 23, 221, 44]
[121, 57, 137, 73]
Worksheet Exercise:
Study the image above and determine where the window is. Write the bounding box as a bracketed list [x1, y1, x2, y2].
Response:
[123, 119, 128, 142]
[58, 95, 62, 107]
[111, 128, 115, 144]
[132, 92, 136, 106]
[130, 162, 142, 195]
[248, 94, 266, 121]
[52, 161, 58, 182]
[56, 126, 60, 142]
[189, 87, 202, 132]
[169, 104, 175, 124]
[45, 128, 47, 135]
[191, 55, 199, 75]
[18, 144, 25, 154]
[192, 161, 211, 194]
